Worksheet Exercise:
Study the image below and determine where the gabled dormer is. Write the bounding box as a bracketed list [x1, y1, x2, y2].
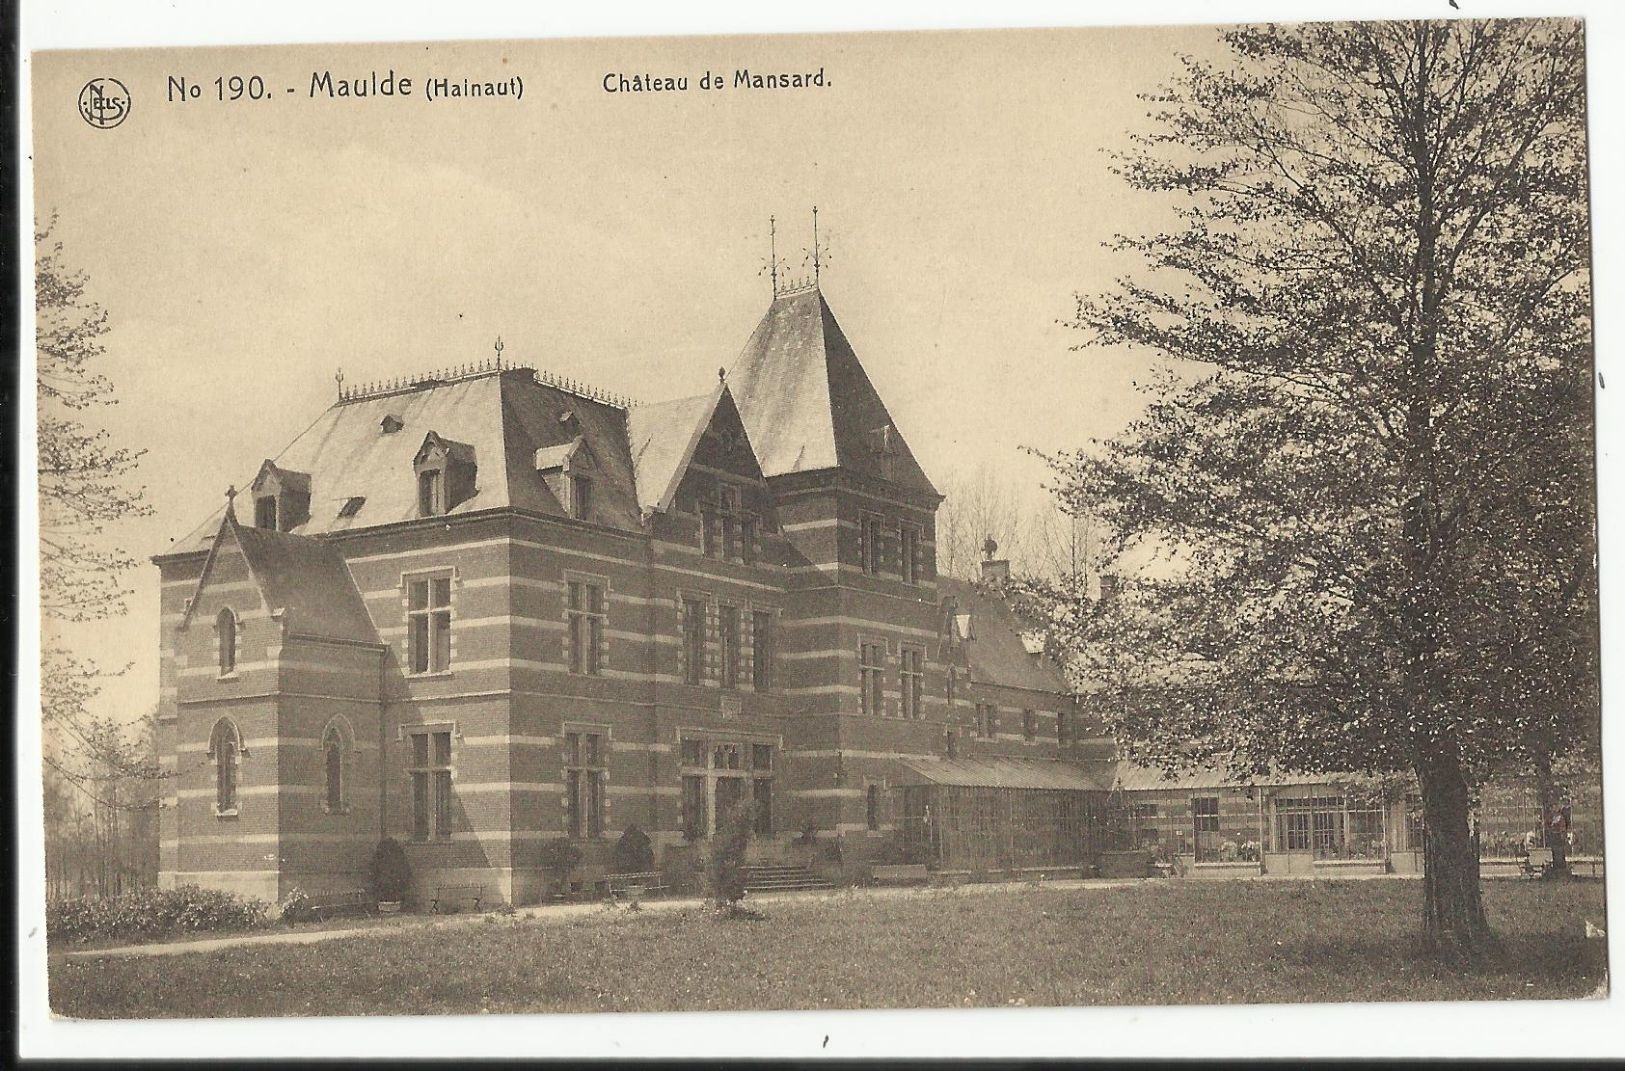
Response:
[249, 460, 311, 532]
[414, 431, 477, 517]
[535, 435, 598, 522]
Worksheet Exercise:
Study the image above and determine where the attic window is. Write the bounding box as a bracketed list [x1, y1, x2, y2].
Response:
[381, 415, 404, 434]
[418, 470, 446, 517]
[414, 431, 477, 518]
[250, 461, 311, 531]
[338, 496, 366, 519]
[254, 495, 278, 530]
[869, 425, 898, 481]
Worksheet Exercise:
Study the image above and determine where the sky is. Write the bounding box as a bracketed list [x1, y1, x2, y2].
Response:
[34, 24, 1222, 727]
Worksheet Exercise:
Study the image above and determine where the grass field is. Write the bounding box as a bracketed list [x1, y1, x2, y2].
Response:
[49, 879, 1608, 1018]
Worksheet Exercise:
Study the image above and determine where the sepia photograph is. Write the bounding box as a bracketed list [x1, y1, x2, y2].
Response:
[17, 0, 1619, 1060]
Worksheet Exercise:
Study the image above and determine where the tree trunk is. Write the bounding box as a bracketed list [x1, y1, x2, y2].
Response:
[1532, 751, 1570, 878]
[1417, 756, 1494, 960]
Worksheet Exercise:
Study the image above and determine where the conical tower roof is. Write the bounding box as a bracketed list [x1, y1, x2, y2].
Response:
[727, 287, 938, 498]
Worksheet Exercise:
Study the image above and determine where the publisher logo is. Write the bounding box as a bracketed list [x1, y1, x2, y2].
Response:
[78, 78, 130, 129]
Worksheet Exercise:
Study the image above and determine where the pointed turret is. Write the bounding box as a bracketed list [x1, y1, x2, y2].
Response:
[727, 288, 938, 499]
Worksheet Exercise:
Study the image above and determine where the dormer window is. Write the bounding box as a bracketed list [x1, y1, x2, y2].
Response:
[249, 460, 311, 532]
[570, 474, 593, 521]
[418, 470, 445, 516]
[535, 436, 596, 522]
[414, 432, 477, 518]
[869, 424, 898, 481]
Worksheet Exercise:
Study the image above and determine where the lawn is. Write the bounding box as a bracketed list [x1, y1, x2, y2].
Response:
[49, 879, 1608, 1018]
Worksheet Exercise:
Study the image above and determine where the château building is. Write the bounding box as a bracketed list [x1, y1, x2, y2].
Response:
[154, 279, 1595, 903]
[153, 282, 1107, 904]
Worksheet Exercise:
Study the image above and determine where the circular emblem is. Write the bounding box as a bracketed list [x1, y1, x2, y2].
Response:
[78, 78, 131, 129]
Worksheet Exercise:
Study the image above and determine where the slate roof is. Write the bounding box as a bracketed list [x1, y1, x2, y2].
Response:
[727, 288, 938, 497]
[937, 576, 1073, 695]
[165, 369, 664, 555]
[626, 384, 725, 515]
[190, 514, 379, 644]
[895, 756, 1114, 792]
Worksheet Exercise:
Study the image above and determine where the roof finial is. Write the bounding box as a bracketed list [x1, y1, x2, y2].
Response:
[335, 368, 345, 399]
[770, 215, 779, 296]
[718, 366, 727, 384]
[494, 335, 504, 369]
[812, 205, 821, 285]
[225, 484, 239, 519]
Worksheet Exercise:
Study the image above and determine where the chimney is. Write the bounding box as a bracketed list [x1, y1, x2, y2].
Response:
[980, 536, 1009, 583]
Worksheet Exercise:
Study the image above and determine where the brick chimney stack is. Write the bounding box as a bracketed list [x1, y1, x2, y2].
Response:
[980, 536, 1010, 582]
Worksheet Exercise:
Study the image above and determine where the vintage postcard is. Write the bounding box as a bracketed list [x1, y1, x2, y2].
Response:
[21, 1, 1616, 1059]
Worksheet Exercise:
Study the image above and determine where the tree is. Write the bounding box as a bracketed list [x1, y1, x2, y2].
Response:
[705, 799, 757, 915]
[1026, 21, 1593, 960]
[937, 461, 1100, 582]
[37, 216, 160, 798]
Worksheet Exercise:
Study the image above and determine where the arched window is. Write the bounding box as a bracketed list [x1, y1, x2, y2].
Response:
[210, 719, 241, 814]
[216, 608, 237, 676]
[321, 719, 352, 812]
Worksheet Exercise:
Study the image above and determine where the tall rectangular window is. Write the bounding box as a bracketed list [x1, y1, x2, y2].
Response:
[740, 514, 758, 565]
[682, 596, 707, 685]
[409, 730, 453, 841]
[752, 744, 774, 836]
[866, 784, 881, 831]
[254, 495, 278, 530]
[976, 703, 997, 739]
[1022, 709, 1037, 742]
[720, 487, 739, 561]
[418, 469, 445, 517]
[682, 773, 707, 841]
[407, 575, 452, 674]
[899, 647, 924, 719]
[567, 579, 605, 675]
[1194, 796, 1220, 832]
[719, 605, 740, 690]
[900, 524, 921, 584]
[1056, 710, 1069, 745]
[860, 513, 885, 575]
[564, 731, 605, 839]
[751, 610, 773, 691]
[860, 641, 886, 715]
[570, 475, 592, 521]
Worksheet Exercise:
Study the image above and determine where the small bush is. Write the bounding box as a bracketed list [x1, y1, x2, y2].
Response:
[369, 837, 411, 903]
[47, 885, 271, 946]
[612, 824, 655, 873]
[279, 886, 316, 925]
[540, 838, 583, 899]
[706, 799, 757, 914]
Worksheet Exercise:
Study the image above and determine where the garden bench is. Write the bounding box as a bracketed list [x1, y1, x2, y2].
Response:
[871, 864, 929, 885]
[428, 883, 487, 913]
[604, 871, 669, 900]
[307, 889, 374, 921]
[1521, 847, 1554, 878]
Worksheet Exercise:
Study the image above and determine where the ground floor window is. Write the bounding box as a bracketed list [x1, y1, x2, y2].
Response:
[564, 730, 606, 839]
[1271, 795, 1385, 859]
[409, 729, 453, 840]
[680, 734, 774, 838]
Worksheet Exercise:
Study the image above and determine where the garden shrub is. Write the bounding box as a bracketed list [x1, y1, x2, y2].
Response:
[705, 799, 757, 914]
[539, 838, 583, 898]
[47, 885, 271, 945]
[612, 824, 655, 874]
[279, 886, 316, 925]
[369, 837, 411, 903]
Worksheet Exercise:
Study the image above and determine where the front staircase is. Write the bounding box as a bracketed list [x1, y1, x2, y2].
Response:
[743, 863, 834, 894]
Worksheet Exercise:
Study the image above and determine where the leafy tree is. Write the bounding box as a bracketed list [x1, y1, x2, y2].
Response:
[37, 216, 158, 796]
[1024, 20, 1593, 960]
[705, 799, 757, 914]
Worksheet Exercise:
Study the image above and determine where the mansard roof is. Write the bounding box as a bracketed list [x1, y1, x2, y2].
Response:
[727, 287, 939, 497]
[183, 512, 378, 644]
[165, 368, 649, 554]
[937, 575, 1074, 696]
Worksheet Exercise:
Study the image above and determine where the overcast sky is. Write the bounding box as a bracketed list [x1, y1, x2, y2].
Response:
[33, 24, 1224, 726]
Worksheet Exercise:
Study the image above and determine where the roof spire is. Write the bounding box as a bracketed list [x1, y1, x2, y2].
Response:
[812, 205, 821, 285]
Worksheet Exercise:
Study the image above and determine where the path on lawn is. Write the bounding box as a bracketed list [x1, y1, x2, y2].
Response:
[57, 878, 1139, 961]
[57, 871, 1422, 962]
